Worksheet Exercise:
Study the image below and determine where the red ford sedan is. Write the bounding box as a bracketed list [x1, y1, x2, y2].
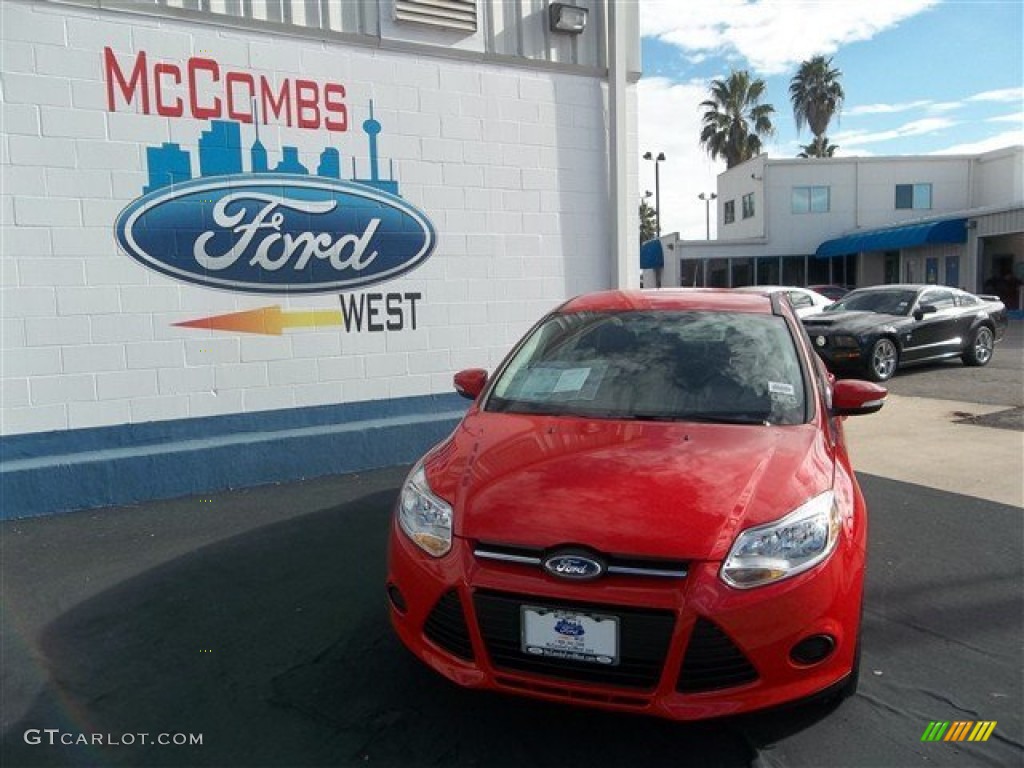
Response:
[386, 289, 886, 721]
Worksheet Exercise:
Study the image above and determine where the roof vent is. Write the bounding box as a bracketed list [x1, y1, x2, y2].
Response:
[395, 0, 477, 32]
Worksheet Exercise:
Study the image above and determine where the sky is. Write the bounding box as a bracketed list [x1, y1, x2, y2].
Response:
[638, 0, 1024, 240]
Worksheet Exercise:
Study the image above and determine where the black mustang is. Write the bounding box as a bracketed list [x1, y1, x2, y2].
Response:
[802, 284, 1008, 381]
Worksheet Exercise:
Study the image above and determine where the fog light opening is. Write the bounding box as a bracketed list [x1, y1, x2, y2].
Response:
[790, 634, 836, 666]
[387, 583, 407, 614]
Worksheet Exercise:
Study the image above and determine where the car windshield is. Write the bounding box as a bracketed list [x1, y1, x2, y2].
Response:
[827, 289, 917, 315]
[486, 311, 807, 425]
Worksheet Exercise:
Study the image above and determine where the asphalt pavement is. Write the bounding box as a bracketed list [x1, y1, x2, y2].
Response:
[2, 322, 1022, 768]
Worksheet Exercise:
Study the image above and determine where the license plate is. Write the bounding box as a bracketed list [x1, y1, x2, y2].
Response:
[520, 606, 619, 666]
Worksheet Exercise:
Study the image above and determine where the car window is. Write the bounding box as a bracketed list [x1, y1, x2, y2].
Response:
[788, 291, 813, 309]
[957, 292, 979, 307]
[921, 289, 955, 310]
[487, 311, 807, 425]
[828, 289, 917, 315]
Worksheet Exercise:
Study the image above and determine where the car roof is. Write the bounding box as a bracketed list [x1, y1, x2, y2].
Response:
[734, 285, 816, 294]
[559, 289, 774, 314]
[847, 284, 942, 293]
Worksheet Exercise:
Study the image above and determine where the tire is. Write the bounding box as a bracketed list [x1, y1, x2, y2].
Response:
[962, 325, 994, 367]
[867, 338, 898, 382]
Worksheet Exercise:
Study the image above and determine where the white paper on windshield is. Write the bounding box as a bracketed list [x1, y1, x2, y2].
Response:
[553, 368, 590, 392]
[514, 364, 605, 401]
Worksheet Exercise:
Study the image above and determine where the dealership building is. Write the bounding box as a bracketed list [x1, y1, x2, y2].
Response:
[0, 0, 641, 517]
[649, 146, 1024, 308]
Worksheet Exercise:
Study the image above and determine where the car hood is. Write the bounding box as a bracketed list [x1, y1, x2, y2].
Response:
[424, 411, 834, 561]
[803, 310, 904, 334]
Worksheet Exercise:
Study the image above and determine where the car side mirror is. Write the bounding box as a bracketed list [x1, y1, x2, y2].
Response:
[913, 304, 937, 320]
[831, 379, 887, 417]
[454, 368, 488, 400]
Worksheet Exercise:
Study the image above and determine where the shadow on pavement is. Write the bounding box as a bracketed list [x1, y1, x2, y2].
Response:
[4, 475, 1021, 767]
[1, 487, 842, 768]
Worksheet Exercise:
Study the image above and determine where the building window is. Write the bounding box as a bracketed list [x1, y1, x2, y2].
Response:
[791, 186, 830, 214]
[723, 200, 736, 225]
[742, 192, 755, 219]
[895, 183, 932, 210]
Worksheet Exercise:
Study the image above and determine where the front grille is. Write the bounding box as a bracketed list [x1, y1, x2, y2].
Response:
[423, 590, 474, 661]
[473, 541, 688, 579]
[677, 618, 759, 693]
[473, 590, 675, 690]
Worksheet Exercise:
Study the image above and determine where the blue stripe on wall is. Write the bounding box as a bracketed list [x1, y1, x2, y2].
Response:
[0, 393, 468, 520]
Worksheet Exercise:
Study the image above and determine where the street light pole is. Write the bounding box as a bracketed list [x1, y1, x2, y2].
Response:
[698, 192, 717, 240]
[643, 151, 665, 238]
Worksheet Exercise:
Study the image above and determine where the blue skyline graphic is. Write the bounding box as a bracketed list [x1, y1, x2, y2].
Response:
[143, 101, 400, 196]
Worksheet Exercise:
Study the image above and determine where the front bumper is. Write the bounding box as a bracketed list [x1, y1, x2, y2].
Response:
[386, 522, 864, 721]
[809, 338, 869, 372]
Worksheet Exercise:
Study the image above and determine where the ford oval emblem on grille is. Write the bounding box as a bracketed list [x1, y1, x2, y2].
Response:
[543, 551, 605, 581]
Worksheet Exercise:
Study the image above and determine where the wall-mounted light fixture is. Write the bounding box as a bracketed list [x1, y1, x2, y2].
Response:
[549, 3, 588, 34]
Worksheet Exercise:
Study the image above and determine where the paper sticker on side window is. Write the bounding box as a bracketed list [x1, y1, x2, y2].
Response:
[769, 382, 795, 396]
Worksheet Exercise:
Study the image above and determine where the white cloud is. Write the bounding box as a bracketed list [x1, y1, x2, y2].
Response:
[637, 77, 735, 239]
[835, 117, 957, 148]
[967, 87, 1024, 103]
[987, 111, 1024, 125]
[640, 0, 940, 75]
[930, 131, 1024, 155]
[845, 100, 933, 117]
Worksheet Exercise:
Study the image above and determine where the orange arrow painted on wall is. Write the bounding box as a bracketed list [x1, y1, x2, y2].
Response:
[174, 306, 343, 335]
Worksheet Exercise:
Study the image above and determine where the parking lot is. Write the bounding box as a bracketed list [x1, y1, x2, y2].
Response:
[2, 322, 1022, 768]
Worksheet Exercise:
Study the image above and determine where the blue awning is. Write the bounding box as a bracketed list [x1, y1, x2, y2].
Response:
[640, 238, 664, 269]
[815, 218, 967, 258]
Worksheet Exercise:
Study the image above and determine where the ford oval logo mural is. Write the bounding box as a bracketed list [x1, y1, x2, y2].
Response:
[114, 108, 436, 295]
[116, 176, 435, 295]
[543, 552, 605, 581]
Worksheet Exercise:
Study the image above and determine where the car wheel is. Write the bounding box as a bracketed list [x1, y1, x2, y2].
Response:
[867, 338, 898, 382]
[962, 326, 994, 367]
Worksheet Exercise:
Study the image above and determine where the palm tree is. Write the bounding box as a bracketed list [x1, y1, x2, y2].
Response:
[639, 199, 658, 243]
[789, 55, 844, 157]
[798, 135, 838, 158]
[699, 70, 776, 168]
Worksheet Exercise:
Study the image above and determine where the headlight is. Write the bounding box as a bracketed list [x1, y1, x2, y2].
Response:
[397, 463, 453, 557]
[721, 491, 840, 589]
[832, 335, 859, 348]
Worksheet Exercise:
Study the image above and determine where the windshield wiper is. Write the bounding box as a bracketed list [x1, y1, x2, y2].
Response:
[613, 411, 773, 425]
[670, 411, 772, 425]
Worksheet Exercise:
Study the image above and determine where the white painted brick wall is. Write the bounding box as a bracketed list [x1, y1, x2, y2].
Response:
[188, 390, 245, 418]
[96, 370, 158, 401]
[215, 362, 269, 391]
[130, 394, 189, 423]
[63, 344, 126, 374]
[30, 373, 96, 405]
[1, 103, 41, 135]
[2, 347, 62, 377]
[243, 386, 295, 412]
[24, 316, 91, 347]
[0, 0, 623, 436]
[125, 341, 185, 370]
[69, 399, 132, 429]
[293, 381, 344, 408]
